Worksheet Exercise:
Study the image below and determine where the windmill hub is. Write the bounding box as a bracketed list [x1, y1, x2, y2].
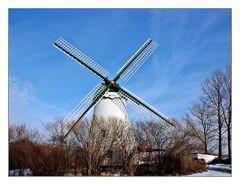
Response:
[111, 80, 116, 87]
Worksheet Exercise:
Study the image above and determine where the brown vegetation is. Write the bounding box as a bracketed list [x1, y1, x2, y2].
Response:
[9, 124, 70, 176]
[9, 119, 206, 176]
[134, 120, 206, 176]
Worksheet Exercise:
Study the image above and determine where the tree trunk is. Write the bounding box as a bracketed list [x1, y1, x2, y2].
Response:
[218, 126, 222, 159]
[88, 154, 92, 176]
[204, 143, 208, 154]
[218, 111, 222, 159]
[204, 134, 208, 154]
[218, 96, 222, 159]
[227, 125, 231, 159]
[227, 100, 231, 159]
[218, 113, 222, 160]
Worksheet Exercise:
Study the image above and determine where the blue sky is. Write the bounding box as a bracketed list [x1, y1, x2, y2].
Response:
[9, 9, 231, 130]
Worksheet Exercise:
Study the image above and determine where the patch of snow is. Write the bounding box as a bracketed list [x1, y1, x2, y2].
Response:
[192, 153, 217, 163]
[207, 164, 231, 173]
[187, 170, 231, 177]
[9, 169, 32, 176]
[213, 164, 231, 168]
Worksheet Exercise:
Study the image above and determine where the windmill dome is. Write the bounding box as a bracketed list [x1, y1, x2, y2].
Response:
[93, 91, 128, 121]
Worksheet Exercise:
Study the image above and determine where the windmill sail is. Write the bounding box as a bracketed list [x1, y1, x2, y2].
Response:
[118, 87, 174, 126]
[114, 39, 159, 82]
[54, 37, 110, 80]
[63, 84, 110, 140]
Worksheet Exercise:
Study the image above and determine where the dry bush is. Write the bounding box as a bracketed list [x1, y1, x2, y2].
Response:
[34, 145, 70, 176]
[136, 153, 206, 176]
[9, 139, 70, 176]
[156, 154, 206, 175]
[135, 121, 206, 176]
[9, 139, 37, 170]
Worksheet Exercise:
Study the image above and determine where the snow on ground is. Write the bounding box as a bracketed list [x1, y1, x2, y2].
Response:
[207, 164, 231, 173]
[9, 169, 32, 176]
[187, 170, 231, 177]
[210, 164, 231, 168]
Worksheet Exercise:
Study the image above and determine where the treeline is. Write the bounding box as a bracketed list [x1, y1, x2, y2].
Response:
[9, 66, 231, 176]
[9, 118, 206, 176]
[184, 66, 231, 160]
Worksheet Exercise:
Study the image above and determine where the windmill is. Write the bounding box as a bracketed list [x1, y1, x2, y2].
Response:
[53, 37, 175, 142]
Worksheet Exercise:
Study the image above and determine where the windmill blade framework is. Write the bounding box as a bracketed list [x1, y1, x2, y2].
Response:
[54, 37, 110, 80]
[117, 86, 175, 126]
[114, 39, 159, 83]
[62, 83, 110, 140]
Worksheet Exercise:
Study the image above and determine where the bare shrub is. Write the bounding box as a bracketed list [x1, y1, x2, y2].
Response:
[43, 118, 67, 145]
[134, 120, 206, 176]
[34, 145, 70, 176]
[70, 117, 136, 176]
[9, 124, 41, 143]
[9, 139, 36, 170]
[9, 139, 70, 176]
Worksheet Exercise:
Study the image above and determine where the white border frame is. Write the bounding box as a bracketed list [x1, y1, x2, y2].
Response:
[1, 1, 239, 185]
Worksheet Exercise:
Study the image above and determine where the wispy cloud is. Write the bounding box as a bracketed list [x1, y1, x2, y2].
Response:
[124, 9, 231, 119]
[9, 77, 66, 130]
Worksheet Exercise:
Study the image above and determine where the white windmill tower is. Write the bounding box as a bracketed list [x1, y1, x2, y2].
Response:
[53, 37, 175, 143]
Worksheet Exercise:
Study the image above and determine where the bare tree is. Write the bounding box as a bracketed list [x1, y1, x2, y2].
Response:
[43, 117, 67, 145]
[71, 118, 136, 176]
[134, 120, 203, 175]
[9, 124, 41, 143]
[186, 99, 217, 154]
[69, 119, 91, 175]
[201, 70, 225, 159]
[134, 121, 155, 165]
[221, 66, 232, 159]
[110, 119, 137, 175]
[134, 120, 176, 174]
